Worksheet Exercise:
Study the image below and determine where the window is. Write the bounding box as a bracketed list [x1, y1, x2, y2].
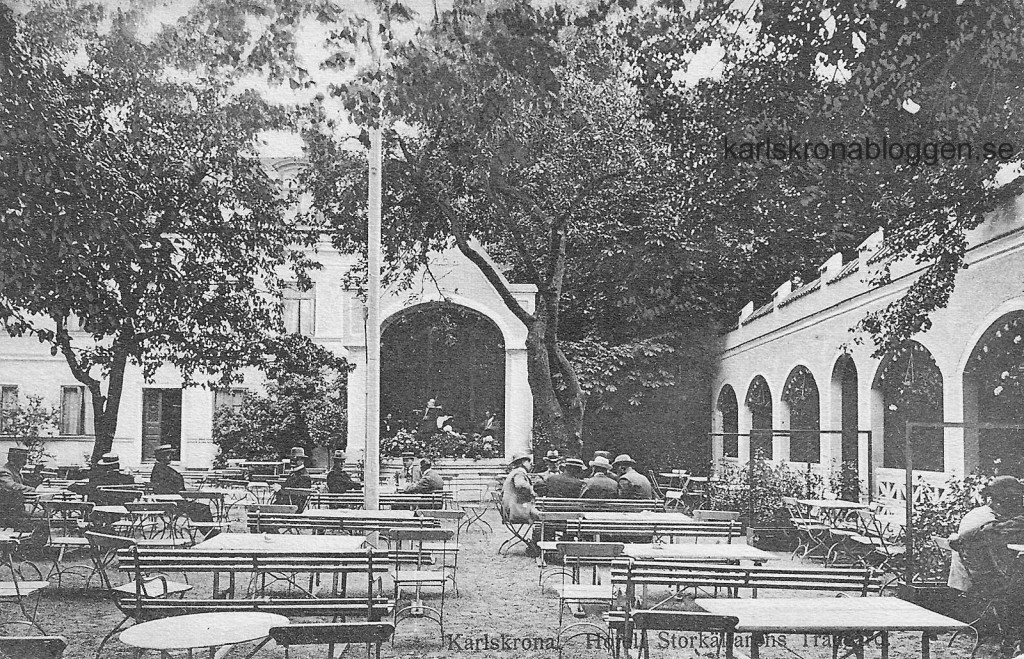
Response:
[60, 386, 86, 436]
[283, 283, 315, 335]
[213, 388, 247, 415]
[0, 386, 17, 434]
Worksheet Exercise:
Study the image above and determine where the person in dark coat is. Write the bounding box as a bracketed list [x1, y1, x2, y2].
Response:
[581, 456, 619, 499]
[274, 447, 312, 510]
[0, 447, 38, 531]
[614, 454, 654, 499]
[84, 454, 137, 506]
[150, 445, 214, 527]
[326, 450, 358, 494]
[542, 457, 585, 498]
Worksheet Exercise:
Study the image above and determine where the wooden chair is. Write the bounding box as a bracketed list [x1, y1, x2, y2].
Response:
[630, 611, 739, 659]
[387, 528, 454, 642]
[555, 542, 624, 653]
[0, 636, 67, 659]
[269, 622, 395, 659]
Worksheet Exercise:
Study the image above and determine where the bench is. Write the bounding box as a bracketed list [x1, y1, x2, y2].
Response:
[246, 511, 440, 535]
[307, 492, 451, 510]
[611, 560, 881, 607]
[535, 498, 664, 513]
[560, 519, 742, 543]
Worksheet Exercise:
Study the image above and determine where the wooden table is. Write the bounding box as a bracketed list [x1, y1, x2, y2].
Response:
[119, 611, 288, 657]
[696, 597, 967, 659]
[194, 533, 366, 552]
[798, 498, 867, 524]
[621, 543, 774, 563]
[583, 512, 693, 523]
[301, 509, 415, 519]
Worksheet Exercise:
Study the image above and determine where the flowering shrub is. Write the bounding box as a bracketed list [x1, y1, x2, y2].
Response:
[381, 428, 499, 461]
[708, 451, 823, 526]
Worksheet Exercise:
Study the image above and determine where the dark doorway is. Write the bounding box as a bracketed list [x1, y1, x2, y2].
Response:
[141, 389, 182, 462]
[834, 355, 860, 464]
[381, 303, 505, 439]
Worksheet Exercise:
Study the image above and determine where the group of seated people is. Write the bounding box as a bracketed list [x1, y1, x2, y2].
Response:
[531, 449, 654, 500]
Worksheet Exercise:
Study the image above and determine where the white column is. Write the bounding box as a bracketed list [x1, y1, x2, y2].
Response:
[866, 385, 885, 499]
[738, 407, 752, 464]
[944, 375, 967, 478]
[711, 407, 724, 466]
[504, 348, 531, 457]
[346, 348, 366, 463]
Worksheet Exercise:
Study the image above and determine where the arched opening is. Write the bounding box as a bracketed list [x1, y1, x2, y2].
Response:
[964, 311, 1024, 473]
[873, 341, 944, 471]
[745, 376, 773, 459]
[717, 385, 739, 458]
[381, 302, 505, 440]
[783, 366, 820, 463]
[831, 355, 860, 464]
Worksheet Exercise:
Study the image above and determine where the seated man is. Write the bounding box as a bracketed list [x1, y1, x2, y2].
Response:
[274, 447, 312, 511]
[0, 447, 41, 533]
[403, 459, 444, 493]
[949, 475, 1024, 652]
[151, 444, 215, 532]
[540, 457, 585, 498]
[580, 456, 618, 499]
[326, 449, 359, 494]
[614, 454, 654, 499]
[84, 453, 137, 506]
[502, 452, 540, 556]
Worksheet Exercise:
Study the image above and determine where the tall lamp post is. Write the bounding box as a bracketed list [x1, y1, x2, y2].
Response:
[364, 20, 383, 512]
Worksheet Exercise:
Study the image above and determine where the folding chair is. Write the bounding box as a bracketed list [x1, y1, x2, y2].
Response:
[846, 509, 906, 572]
[781, 496, 837, 563]
[630, 611, 739, 659]
[555, 542, 624, 653]
[0, 539, 49, 635]
[0, 636, 66, 658]
[496, 497, 534, 556]
[85, 531, 192, 657]
[35, 500, 94, 589]
[416, 510, 465, 594]
[270, 622, 395, 659]
[387, 528, 454, 642]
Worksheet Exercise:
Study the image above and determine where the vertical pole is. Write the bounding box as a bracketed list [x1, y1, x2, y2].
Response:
[904, 421, 914, 593]
[365, 21, 383, 514]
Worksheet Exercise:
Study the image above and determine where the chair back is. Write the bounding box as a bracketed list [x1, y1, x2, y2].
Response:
[646, 470, 666, 499]
[0, 636, 67, 659]
[692, 509, 740, 522]
[84, 531, 138, 590]
[42, 500, 94, 537]
[269, 622, 394, 659]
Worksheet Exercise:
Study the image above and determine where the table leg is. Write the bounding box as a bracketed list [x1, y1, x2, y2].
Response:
[881, 632, 888, 659]
[750, 632, 761, 659]
[920, 632, 930, 659]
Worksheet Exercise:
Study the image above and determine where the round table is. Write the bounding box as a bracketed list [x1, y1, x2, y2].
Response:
[119, 611, 288, 657]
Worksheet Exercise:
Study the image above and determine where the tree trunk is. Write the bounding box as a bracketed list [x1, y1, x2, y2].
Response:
[88, 352, 128, 464]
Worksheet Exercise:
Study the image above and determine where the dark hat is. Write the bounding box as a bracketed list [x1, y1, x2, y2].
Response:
[97, 453, 120, 469]
[7, 447, 29, 461]
[612, 454, 636, 466]
[562, 458, 586, 471]
[420, 458, 432, 469]
[289, 447, 307, 459]
[985, 475, 1024, 498]
[544, 450, 561, 463]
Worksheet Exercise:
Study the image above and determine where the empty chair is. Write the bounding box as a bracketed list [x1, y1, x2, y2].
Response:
[554, 542, 624, 651]
[269, 622, 395, 659]
[387, 528, 454, 642]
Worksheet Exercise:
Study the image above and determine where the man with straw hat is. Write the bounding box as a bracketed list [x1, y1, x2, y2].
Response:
[540, 457, 586, 498]
[581, 455, 618, 499]
[84, 453, 137, 506]
[613, 454, 654, 499]
[535, 449, 561, 483]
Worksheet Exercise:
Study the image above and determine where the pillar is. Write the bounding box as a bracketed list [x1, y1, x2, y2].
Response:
[504, 348, 531, 457]
[774, 400, 791, 464]
[346, 346, 367, 463]
[943, 375, 967, 478]
[738, 406, 752, 464]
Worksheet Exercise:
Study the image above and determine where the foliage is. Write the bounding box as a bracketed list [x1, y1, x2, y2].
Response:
[828, 460, 863, 503]
[624, 0, 1024, 356]
[380, 428, 498, 462]
[0, 1, 314, 462]
[709, 452, 823, 526]
[211, 336, 350, 465]
[911, 471, 991, 582]
[0, 395, 59, 463]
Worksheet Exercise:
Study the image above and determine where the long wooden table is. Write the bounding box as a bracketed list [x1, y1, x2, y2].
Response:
[621, 542, 774, 563]
[194, 532, 366, 552]
[696, 597, 967, 659]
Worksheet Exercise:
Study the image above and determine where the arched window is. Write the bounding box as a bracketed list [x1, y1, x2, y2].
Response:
[831, 355, 860, 465]
[783, 366, 820, 463]
[717, 385, 739, 458]
[745, 376, 773, 459]
[875, 341, 944, 471]
[964, 311, 1024, 473]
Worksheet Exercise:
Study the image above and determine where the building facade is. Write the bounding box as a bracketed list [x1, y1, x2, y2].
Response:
[712, 195, 1024, 505]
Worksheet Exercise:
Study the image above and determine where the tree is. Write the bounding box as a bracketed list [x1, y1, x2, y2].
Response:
[0, 395, 60, 463]
[0, 2, 315, 461]
[624, 0, 1024, 355]
[304, 9, 665, 453]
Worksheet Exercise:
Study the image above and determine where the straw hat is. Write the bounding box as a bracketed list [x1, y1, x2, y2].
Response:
[562, 458, 586, 471]
[589, 455, 612, 471]
[612, 454, 636, 467]
[543, 450, 561, 464]
[96, 453, 120, 469]
[155, 444, 174, 456]
[332, 449, 347, 461]
[509, 452, 533, 467]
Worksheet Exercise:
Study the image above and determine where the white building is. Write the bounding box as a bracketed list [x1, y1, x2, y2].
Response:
[712, 195, 1024, 505]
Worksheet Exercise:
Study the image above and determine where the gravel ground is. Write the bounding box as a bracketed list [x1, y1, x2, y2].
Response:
[9, 504, 1004, 658]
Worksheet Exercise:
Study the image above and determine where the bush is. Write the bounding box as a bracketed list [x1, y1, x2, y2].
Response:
[0, 395, 59, 463]
[380, 428, 499, 461]
[708, 451, 823, 526]
[911, 471, 990, 582]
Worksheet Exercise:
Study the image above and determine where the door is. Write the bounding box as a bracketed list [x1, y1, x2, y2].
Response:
[141, 389, 182, 462]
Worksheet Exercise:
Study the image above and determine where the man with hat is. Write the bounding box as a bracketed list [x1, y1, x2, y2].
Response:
[0, 447, 38, 530]
[614, 454, 654, 499]
[273, 447, 312, 509]
[588, 450, 613, 477]
[326, 450, 358, 494]
[402, 458, 444, 494]
[949, 475, 1024, 652]
[85, 453, 138, 506]
[581, 455, 619, 499]
[540, 457, 585, 499]
[535, 450, 561, 483]
[151, 445, 215, 530]
[399, 451, 421, 485]
[501, 452, 541, 555]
